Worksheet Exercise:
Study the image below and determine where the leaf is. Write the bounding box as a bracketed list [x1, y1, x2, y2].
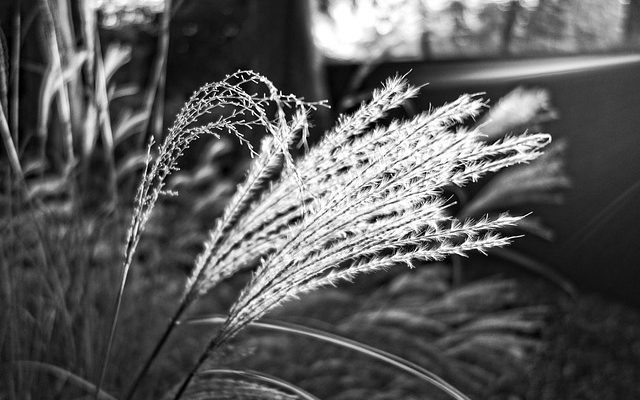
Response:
[188, 316, 471, 400]
[82, 100, 99, 156]
[0, 25, 9, 116]
[193, 184, 234, 215]
[16, 361, 117, 400]
[37, 50, 88, 140]
[0, 104, 22, 179]
[347, 309, 449, 336]
[201, 138, 234, 163]
[26, 173, 69, 200]
[489, 247, 576, 297]
[113, 109, 148, 146]
[116, 151, 149, 181]
[103, 43, 132, 83]
[514, 215, 555, 241]
[109, 83, 140, 101]
[325, 269, 550, 395]
[23, 159, 48, 176]
[116, 71, 323, 400]
[182, 369, 318, 400]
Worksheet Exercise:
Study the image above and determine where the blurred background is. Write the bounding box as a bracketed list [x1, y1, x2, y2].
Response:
[2, 1, 640, 399]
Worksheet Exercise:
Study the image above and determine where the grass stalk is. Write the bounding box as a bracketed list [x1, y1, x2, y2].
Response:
[150, 0, 171, 139]
[124, 131, 290, 399]
[18, 361, 118, 400]
[123, 298, 191, 400]
[95, 231, 141, 399]
[198, 369, 321, 400]
[0, 106, 23, 182]
[10, 0, 20, 144]
[40, 0, 76, 169]
[125, 80, 314, 398]
[0, 27, 7, 115]
[140, 0, 172, 142]
[171, 325, 235, 400]
[93, 34, 119, 209]
[185, 316, 472, 400]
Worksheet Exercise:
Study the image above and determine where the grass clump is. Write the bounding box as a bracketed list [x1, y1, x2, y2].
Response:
[120, 72, 550, 399]
[3, 70, 552, 400]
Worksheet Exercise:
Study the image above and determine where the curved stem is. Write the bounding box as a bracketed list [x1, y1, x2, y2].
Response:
[188, 315, 471, 400]
[198, 369, 321, 400]
[18, 361, 118, 400]
[172, 324, 234, 400]
[123, 298, 191, 400]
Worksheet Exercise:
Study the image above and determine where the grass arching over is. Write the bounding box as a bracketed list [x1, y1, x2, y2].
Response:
[2, 70, 557, 400]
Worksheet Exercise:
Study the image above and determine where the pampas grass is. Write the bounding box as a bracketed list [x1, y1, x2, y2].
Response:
[106, 70, 321, 397]
[3, 64, 555, 399]
[198, 264, 548, 399]
[184, 370, 318, 400]
[109, 72, 551, 399]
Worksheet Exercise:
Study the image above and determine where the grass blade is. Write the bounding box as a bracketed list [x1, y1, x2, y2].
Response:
[17, 361, 118, 400]
[39, 0, 76, 167]
[10, 1, 20, 144]
[0, 104, 23, 182]
[188, 315, 471, 400]
[123, 72, 318, 400]
[140, 0, 172, 142]
[0, 25, 8, 115]
[490, 247, 576, 297]
[196, 369, 321, 400]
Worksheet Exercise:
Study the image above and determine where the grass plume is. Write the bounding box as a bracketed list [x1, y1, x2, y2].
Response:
[154, 74, 552, 399]
[120, 70, 321, 399]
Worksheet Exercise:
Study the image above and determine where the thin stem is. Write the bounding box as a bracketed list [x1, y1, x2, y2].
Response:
[0, 106, 23, 182]
[126, 126, 294, 398]
[188, 316, 472, 400]
[198, 369, 321, 400]
[39, 0, 75, 168]
[150, 0, 171, 140]
[171, 325, 234, 400]
[17, 361, 118, 400]
[123, 297, 191, 400]
[173, 350, 206, 400]
[140, 0, 172, 143]
[95, 236, 138, 399]
[93, 33, 119, 210]
[10, 0, 20, 144]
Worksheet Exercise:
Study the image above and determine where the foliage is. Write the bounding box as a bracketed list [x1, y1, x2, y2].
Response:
[1, 5, 561, 396]
[108, 72, 550, 400]
[0, 0, 189, 397]
[0, 0, 174, 212]
[191, 264, 548, 399]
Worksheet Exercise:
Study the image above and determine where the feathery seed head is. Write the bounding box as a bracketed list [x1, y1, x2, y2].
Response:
[173, 74, 552, 355]
[125, 70, 321, 302]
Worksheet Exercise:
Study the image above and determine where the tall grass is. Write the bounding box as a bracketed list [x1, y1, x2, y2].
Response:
[0, 1, 181, 398]
[102, 72, 551, 400]
[1, 66, 555, 398]
[2, 4, 561, 398]
[188, 264, 549, 399]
